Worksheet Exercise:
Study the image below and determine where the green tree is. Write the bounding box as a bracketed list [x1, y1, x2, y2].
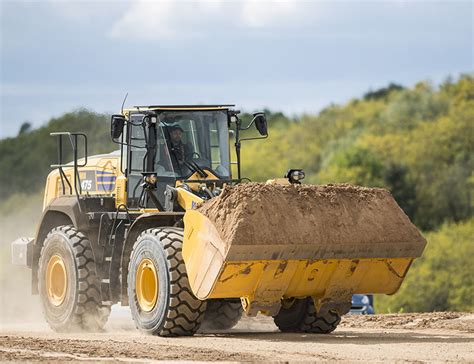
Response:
[376, 218, 474, 313]
[18, 122, 32, 135]
[0, 109, 114, 198]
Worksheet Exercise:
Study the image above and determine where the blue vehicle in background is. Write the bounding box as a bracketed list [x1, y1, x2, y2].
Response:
[350, 294, 375, 314]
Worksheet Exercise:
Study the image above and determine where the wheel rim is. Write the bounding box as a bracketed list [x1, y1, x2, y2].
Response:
[46, 255, 67, 306]
[136, 258, 158, 312]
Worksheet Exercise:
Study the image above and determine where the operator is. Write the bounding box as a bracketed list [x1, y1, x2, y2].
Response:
[163, 125, 193, 173]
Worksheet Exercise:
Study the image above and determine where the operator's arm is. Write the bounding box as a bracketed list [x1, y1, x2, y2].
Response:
[184, 143, 194, 160]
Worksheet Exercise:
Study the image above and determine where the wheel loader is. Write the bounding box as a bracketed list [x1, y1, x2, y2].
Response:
[11, 105, 427, 336]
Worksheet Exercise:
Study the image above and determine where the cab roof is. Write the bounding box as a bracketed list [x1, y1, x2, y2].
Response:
[122, 105, 235, 118]
[125, 104, 234, 112]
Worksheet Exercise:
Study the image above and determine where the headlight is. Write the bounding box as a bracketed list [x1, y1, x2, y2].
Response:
[285, 169, 305, 184]
[361, 295, 370, 305]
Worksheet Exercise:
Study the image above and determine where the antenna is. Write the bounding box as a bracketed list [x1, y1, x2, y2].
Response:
[121, 92, 128, 114]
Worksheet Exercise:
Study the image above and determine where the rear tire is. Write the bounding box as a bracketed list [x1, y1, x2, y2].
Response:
[201, 299, 243, 330]
[128, 227, 206, 336]
[38, 225, 110, 332]
[273, 297, 341, 334]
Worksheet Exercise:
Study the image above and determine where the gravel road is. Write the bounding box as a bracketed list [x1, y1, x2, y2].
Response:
[1, 309, 473, 362]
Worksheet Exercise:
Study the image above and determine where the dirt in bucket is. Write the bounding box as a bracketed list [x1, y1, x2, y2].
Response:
[196, 183, 426, 257]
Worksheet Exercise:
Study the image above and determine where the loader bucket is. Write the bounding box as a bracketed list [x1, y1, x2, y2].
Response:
[182, 183, 426, 315]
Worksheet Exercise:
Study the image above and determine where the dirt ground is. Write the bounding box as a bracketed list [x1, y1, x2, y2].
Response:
[1, 309, 473, 363]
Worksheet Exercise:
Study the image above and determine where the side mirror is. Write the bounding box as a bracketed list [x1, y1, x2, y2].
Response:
[253, 113, 268, 136]
[111, 114, 125, 139]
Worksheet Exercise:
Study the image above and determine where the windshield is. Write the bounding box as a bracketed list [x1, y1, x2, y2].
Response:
[148, 110, 230, 178]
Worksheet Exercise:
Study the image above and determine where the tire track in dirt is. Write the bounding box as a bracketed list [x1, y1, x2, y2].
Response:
[1, 313, 473, 362]
[0, 335, 265, 362]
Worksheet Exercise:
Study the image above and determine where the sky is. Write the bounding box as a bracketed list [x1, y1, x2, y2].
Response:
[0, 0, 472, 138]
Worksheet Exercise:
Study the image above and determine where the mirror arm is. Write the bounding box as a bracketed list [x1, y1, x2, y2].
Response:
[239, 133, 269, 142]
[234, 117, 242, 180]
[239, 118, 256, 131]
[234, 113, 268, 180]
[238, 113, 266, 131]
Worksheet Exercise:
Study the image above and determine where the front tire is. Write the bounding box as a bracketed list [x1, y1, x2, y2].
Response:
[273, 297, 341, 334]
[128, 227, 206, 336]
[38, 225, 110, 332]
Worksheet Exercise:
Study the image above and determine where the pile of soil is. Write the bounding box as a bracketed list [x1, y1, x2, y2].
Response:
[197, 183, 426, 259]
[340, 312, 474, 332]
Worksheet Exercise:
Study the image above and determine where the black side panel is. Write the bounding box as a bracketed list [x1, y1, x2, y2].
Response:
[39, 196, 88, 231]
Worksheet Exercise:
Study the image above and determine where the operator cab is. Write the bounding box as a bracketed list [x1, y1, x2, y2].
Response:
[111, 105, 267, 210]
[156, 110, 231, 178]
[117, 106, 233, 209]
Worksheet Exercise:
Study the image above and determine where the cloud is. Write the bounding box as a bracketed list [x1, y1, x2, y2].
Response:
[108, 1, 223, 41]
[241, 0, 301, 28]
[108, 0, 317, 41]
[46, 0, 125, 24]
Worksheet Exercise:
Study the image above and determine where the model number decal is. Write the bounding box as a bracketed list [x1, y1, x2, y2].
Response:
[81, 179, 93, 191]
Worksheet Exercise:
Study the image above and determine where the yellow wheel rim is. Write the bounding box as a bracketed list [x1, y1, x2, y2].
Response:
[46, 255, 67, 306]
[136, 258, 158, 312]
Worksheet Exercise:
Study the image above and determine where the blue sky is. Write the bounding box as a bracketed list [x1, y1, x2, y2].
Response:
[1, 0, 472, 138]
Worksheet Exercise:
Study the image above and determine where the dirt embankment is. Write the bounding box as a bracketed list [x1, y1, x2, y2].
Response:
[340, 311, 474, 332]
[197, 183, 426, 258]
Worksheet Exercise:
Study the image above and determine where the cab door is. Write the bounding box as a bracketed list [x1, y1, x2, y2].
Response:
[126, 114, 147, 208]
[125, 113, 177, 210]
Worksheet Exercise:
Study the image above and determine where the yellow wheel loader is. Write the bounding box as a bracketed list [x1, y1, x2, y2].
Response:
[11, 105, 426, 336]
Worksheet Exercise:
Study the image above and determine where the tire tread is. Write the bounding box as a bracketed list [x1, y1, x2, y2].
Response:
[273, 297, 341, 334]
[39, 225, 110, 332]
[201, 300, 243, 330]
[130, 227, 206, 336]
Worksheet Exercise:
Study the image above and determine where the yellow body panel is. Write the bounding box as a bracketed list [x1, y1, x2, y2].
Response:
[115, 175, 127, 208]
[176, 171, 220, 191]
[209, 258, 411, 300]
[43, 153, 122, 210]
[176, 188, 203, 210]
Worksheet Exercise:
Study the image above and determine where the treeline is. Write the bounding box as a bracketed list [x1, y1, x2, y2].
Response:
[376, 218, 473, 313]
[240, 74, 473, 232]
[0, 110, 115, 198]
[0, 74, 472, 312]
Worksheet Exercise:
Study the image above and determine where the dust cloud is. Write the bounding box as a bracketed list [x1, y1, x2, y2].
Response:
[0, 193, 44, 328]
[0, 192, 138, 332]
